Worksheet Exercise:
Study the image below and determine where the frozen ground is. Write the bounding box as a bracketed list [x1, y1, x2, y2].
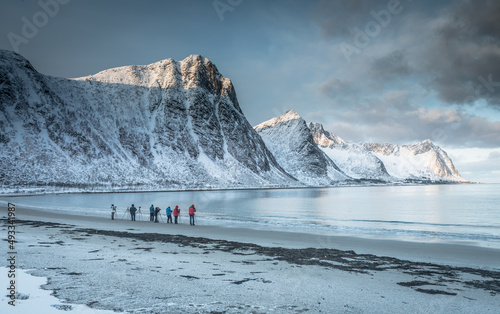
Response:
[1, 206, 500, 313]
[0, 266, 114, 313]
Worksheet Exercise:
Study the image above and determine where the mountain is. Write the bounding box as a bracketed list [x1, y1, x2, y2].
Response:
[255, 111, 466, 184]
[308, 120, 466, 183]
[0, 50, 297, 193]
[0, 51, 466, 193]
[309, 123, 392, 181]
[363, 140, 467, 182]
[254, 110, 349, 185]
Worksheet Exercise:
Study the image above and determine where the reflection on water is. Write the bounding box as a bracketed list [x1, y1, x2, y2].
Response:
[1, 184, 499, 247]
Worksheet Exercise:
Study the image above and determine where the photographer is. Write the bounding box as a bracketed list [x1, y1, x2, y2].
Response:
[130, 204, 137, 221]
[110, 204, 117, 220]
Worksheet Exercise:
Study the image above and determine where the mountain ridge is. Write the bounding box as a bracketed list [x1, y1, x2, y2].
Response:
[255, 110, 466, 184]
[0, 51, 467, 194]
[254, 110, 348, 186]
[0, 50, 297, 193]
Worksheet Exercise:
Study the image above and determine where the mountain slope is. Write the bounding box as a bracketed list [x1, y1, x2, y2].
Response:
[254, 110, 348, 185]
[309, 123, 391, 181]
[0, 50, 297, 192]
[364, 140, 467, 182]
[255, 111, 466, 184]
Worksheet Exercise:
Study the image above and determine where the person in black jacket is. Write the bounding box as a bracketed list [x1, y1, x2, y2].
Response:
[154, 206, 161, 223]
[130, 204, 137, 221]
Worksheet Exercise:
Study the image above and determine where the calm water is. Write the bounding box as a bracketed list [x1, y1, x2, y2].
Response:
[2, 184, 499, 248]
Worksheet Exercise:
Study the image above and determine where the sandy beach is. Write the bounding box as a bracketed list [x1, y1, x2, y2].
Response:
[2, 205, 500, 313]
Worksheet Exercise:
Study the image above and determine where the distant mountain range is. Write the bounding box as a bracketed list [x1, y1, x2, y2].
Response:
[0, 51, 466, 193]
[255, 110, 466, 184]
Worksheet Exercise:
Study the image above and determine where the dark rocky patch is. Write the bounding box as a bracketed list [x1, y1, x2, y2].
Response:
[81, 258, 105, 261]
[414, 288, 457, 296]
[231, 278, 256, 285]
[131, 247, 154, 252]
[38, 241, 65, 245]
[397, 280, 445, 287]
[51, 304, 73, 311]
[181, 275, 200, 280]
[465, 280, 500, 295]
[10, 218, 500, 296]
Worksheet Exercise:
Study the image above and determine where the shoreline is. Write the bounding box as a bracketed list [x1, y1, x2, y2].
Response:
[2, 205, 500, 313]
[0, 180, 478, 198]
[5, 205, 500, 268]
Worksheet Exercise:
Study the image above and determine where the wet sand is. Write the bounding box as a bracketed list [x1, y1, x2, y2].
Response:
[2, 205, 500, 313]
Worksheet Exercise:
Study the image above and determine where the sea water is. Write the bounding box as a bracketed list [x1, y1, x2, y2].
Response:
[2, 184, 499, 248]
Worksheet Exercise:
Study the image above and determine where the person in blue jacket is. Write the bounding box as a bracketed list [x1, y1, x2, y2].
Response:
[166, 206, 172, 223]
[149, 204, 155, 222]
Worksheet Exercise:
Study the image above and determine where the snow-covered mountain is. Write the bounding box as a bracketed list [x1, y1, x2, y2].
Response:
[255, 111, 466, 184]
[363, 141, 467, 182]
[254, 110, 349, 185]
[0, 51, 466, 193]
[308, 123, 391, 181]
[0, 50, 297, 192]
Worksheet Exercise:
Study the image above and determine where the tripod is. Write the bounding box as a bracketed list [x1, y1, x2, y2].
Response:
[158, 212, 164, 222]
[121, 207, 130, 220]
[136, 207, 143, 221]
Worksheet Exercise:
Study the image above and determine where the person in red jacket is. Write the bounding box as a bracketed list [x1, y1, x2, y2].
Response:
[173, 205, 180, 224]
[189, 204, 196, 226]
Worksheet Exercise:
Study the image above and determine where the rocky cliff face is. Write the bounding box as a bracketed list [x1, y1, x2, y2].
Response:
[308, 122, 391, 181]
[254, 110, 348, 185]
[0, 51, 296, 192]
[255, 110, 466, 184]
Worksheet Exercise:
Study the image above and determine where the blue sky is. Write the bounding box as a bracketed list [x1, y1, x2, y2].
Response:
[1, 0, 500, 182]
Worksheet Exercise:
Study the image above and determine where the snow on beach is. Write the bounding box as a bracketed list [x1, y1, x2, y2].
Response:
[2, 205, 500, 313]
[0, 267, 115, 314]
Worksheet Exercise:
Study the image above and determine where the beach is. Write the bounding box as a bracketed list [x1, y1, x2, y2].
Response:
[2, 205, 500, 313]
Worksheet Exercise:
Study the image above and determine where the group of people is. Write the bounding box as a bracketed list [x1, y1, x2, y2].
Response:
[110, 203, 197, 225]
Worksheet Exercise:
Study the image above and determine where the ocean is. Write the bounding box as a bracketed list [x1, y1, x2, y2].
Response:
[2, 184, 499, 248]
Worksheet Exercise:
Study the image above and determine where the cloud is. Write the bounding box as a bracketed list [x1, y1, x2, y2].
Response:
[489, 151, 500, 159]
[319, 77, 357, 100]
[377, 0, 500, 107]
[315, 0, 500, 108]
[369, 50, 410, 80]
[311, 0, 500, 150]
[422, 0, 500, 106]
[448, 148, 500, 182]
[313, 0, 387, 38]
[312, 91, 500, 147]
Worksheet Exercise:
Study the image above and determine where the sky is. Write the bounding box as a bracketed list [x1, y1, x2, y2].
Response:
[1, 0, 500, 183]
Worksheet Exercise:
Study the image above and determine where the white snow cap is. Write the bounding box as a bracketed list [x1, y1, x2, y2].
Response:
[254, 109, 302, 130]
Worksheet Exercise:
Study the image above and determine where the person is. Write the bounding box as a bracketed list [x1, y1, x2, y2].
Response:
[110, 204, 117, 220]
[130, 204, 137, 221]
[189, 204, 196, 226]
[154, 206, 161, 223]
[149, 204, 155, 222]
[166, 206, 172, 223]
[173, 205, 180, 224]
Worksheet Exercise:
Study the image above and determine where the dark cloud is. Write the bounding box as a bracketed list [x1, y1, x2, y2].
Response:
[313, 0, 390, 38]
[319, 77, 357, 99]
[317, 0, 500, 108]
[369, 50, 411, 80]
[316, 95, 500, 148]
[314, 0, 500, 149]
[425, 0, 500, 106]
